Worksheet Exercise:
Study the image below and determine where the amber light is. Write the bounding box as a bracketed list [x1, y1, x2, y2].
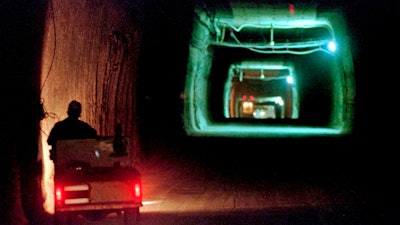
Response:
[242, 101, 254, 114]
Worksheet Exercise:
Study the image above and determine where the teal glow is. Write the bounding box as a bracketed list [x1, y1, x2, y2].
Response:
[286, 76, 293, 84]
[185, 124, 343, 138]
[183, 3, 355, 138]
[328, 41, 337, 52]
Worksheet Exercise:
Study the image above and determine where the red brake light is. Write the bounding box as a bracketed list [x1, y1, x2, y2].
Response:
[55, 186, 64, 204]
[133, 181, 142, 198]
[289, 4, 295, 15]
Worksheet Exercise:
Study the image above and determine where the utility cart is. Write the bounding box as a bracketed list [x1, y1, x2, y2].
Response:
[53, 137, 142, 225]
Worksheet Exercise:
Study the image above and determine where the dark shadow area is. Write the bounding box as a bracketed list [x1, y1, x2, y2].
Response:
[139, 205, 377, 225]
[143, 132, 400, 225]
[0, 0, 49, 225]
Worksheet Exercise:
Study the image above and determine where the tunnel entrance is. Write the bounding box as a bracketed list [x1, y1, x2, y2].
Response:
[183, 2, 355, 138]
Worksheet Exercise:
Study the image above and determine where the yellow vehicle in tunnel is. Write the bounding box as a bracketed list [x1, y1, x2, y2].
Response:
[183, 2, 355, 138]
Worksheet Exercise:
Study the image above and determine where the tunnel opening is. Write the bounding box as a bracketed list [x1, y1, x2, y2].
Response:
[183, 2, 355, 138]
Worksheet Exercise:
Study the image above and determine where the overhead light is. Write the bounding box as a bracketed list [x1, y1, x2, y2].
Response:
[286, 76, 293, 84]
[328, 41, 336, 52]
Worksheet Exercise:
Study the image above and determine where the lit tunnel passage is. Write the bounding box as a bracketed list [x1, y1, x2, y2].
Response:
[182, 2, 355, 138]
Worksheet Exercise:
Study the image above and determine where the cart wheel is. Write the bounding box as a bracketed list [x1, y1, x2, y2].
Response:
[123, 208, 140, 225]
[54, 212, 73, 225]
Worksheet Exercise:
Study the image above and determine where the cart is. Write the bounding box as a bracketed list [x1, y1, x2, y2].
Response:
[53, 137, 142, 225]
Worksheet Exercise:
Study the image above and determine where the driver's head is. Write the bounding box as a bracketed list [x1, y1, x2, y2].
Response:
[67, 100, 82, 118]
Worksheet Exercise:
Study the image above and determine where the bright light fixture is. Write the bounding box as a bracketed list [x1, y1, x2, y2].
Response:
[328, 41, 336, 52]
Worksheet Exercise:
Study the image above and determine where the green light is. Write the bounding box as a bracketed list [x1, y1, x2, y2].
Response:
[328, 41, 337, 52]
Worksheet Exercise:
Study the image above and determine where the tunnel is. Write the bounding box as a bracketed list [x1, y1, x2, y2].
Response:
[182, 2, 355, 138]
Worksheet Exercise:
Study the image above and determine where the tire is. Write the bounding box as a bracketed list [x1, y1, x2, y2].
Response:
[123, 208, 140, 225]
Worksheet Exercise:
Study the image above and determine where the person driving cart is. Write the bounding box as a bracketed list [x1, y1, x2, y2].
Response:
[47, 100, 97, 160]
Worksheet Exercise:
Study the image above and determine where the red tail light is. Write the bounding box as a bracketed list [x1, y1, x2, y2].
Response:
[133, 181, 142, 199]
[289, 4, 295, 15]
[55, 186, 64, 205]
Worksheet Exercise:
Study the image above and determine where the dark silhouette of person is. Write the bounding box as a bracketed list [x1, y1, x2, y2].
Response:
[47, 100, 97, 160]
